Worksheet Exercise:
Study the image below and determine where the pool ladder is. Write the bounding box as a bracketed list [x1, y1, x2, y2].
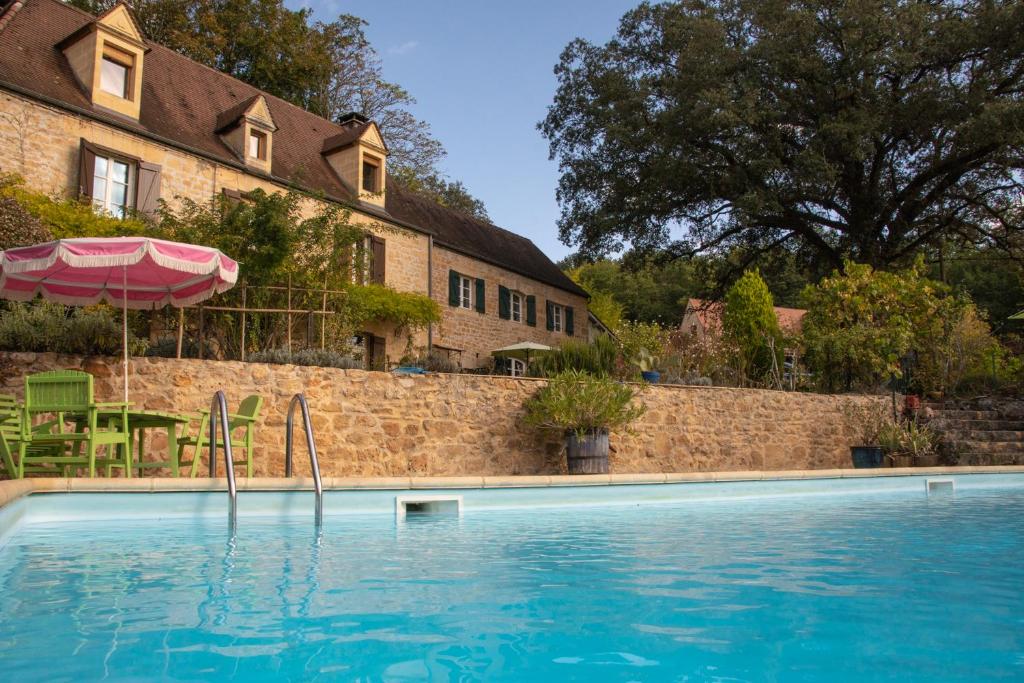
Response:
[207, 391, 323, 527]
[285, 393, 324, 526]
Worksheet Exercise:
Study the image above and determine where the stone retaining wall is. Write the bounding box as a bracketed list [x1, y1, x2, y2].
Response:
[0, 353, 885, 477]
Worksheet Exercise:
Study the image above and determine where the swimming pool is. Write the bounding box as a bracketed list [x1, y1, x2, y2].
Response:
[1, 473, 1022, 681]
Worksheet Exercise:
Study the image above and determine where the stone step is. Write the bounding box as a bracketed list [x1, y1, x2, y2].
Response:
[926, 409, 1003, 420]
[944, 452, 1024, 466]
[943, 440, 1024, 454]
[937, 430, 1024, 442]
[925, 418, 1024, 432]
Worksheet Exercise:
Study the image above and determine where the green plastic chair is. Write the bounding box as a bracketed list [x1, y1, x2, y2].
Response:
[0, 394, 68, 479]
[178, 394, 263, 478]
[19, 370, 131, 478]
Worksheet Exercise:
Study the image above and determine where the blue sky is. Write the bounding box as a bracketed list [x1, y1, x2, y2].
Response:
[292, 0, 638, 262]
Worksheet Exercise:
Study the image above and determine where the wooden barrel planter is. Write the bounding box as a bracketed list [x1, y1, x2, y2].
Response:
[566, 429, 610, 474]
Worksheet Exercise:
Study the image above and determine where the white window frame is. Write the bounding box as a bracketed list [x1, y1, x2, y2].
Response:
[248, 129, 267, 160]
[551, 303, 563, 333]
[99, 47, 133, 100]
[510, 291, 523, 323]
[459, 275, 472, 309]
[509, 358, 526, 378]
[92, 153, 134, 219]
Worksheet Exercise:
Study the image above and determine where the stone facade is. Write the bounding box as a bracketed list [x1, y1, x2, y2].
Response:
[0, 353, 886, 478]
[0, 89, 585, 365]
[431, 247, 589, 369]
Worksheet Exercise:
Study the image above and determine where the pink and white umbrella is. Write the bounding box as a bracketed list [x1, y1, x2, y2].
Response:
[0, 237, 238, 401]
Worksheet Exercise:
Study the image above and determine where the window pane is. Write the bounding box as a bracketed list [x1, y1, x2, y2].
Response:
[94, 155, 108, 180]
[110, 181, 128, 209]
[111, 160, 129, 184]
[362, 161, 377, 192]
[100, 58, 128, 98]
[92, 177, 107, 203]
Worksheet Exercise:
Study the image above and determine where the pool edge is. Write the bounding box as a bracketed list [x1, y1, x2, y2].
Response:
[3, 465, 1024, 508]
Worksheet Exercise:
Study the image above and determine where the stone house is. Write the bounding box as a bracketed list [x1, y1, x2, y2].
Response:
[0, 0, 589, 371]
[680, 298, 806, 340]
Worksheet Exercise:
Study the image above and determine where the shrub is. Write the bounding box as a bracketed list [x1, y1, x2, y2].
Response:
[530, 336, 621, 378]
[0, 194, 52, 250]
[802, 259, 1014, 396]
[0, 302, 147, 356]
[803, 260, 945, 392]
[523, 370, 647, 437]
[915, 303, 1007, 397]
[0, 172, 148, 238]
[346, 284, 441, 331]
[878, 418, 939, 459]
[616, 320, 670, 367]
[722, 269, 782, 383]
[410, 351, 462, 373]
[249, 348, 361, 369]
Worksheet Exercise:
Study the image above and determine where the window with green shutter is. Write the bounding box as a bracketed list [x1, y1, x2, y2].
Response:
[566, 306, 574, 336]
[475, 278, 485, 313]
[448, 270, 460, 307]
[545, 300, 554, 331]
[526, 295, 537, 326]
[498, 285, 511, 320]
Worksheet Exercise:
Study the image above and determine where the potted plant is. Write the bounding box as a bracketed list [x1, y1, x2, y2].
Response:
[633, 348, 661, 384]
[879, 417, 939, 467]
[846, 402, 890, 468]
[523, 370, 646, 474]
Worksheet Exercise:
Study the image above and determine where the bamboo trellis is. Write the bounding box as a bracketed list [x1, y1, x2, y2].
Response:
[173, 277, 350, 359]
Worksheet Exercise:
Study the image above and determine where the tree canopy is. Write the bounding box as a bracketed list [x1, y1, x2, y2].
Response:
[541, 0, 1024, 273]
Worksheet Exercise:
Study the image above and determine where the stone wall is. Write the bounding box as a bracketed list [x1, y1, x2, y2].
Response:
[431, 247, 589, 369]
[0, 353, 885, 477]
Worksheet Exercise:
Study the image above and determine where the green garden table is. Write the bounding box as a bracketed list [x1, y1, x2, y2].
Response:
[76, 409, 192, 477]
[122, 410, 192, 477]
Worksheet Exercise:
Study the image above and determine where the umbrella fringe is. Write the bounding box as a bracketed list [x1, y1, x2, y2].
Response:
[1, 238, 237, 283]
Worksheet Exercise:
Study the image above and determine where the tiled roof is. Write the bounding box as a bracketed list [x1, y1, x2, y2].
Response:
[683, 298, 807, 334]
[213, 94, 262, 133]
[386, 184, 587, 298]
[0, 0, 586, 299]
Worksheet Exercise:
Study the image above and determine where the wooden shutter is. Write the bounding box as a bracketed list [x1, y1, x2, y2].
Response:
[136, 161, 162, 217]
[475, 278, 485, 313]
[566, 306, 575, 336]
[546, 300, 554, 331]
[448, 270, 460, 306]
[526, 295, 536, 327]
[78, 138, 97, 200]
[498, 285, 511, 320]
[370, 236, 386, 284]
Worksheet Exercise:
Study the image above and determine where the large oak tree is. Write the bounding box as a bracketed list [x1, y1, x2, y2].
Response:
[541, 0, 1024, 271]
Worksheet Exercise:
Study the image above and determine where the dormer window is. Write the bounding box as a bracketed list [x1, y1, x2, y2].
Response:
[58, 4, 147, 120]
[100, 46, 133, 99]
[248, 130, 267, 161]
[321, 115, 389, 207]
[362, 156, 381, 192]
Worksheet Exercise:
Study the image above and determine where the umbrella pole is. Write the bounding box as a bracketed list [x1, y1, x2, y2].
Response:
[123, 266, 129, 405]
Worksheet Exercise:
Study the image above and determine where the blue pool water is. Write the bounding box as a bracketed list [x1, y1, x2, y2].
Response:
[1, 482, 1023, 681]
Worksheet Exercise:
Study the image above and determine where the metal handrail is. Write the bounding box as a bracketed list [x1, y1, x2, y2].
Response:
[286, 393, 323, 525]
[208, 390, 237, 526]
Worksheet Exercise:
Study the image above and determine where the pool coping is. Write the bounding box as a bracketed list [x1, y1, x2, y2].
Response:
[2, 466, 1024, 509]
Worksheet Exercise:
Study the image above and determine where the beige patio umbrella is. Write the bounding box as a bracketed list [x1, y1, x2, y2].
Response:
[491, 341, 552, 366]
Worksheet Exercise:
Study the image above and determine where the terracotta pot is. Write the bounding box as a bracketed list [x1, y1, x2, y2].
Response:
[889, 453, 914, 468]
